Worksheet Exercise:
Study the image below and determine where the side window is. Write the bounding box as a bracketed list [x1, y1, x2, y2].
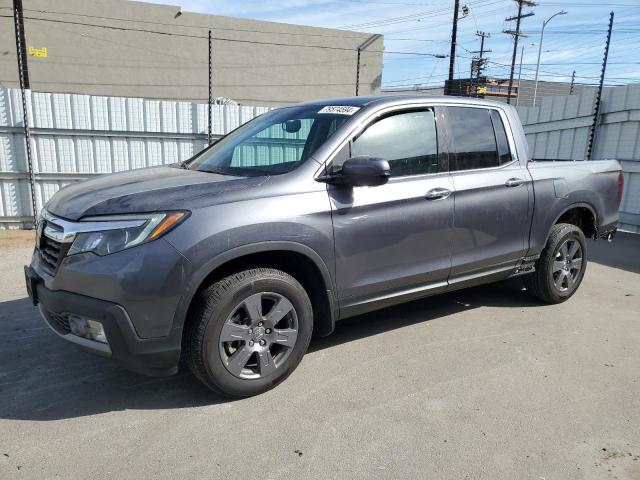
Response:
[350, 110, 438, 177]
[447, 107, 499, 171]
[490, 110, 512, 164]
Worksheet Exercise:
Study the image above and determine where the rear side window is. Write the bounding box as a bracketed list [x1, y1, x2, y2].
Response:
[351, 110, 438, 177]
[490, 110, 512, 164]
[447, 107, 499, 171]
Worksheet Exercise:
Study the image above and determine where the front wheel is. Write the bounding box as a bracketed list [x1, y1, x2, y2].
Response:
[525, 223, 588, 304]
[184, 268, 313, 397]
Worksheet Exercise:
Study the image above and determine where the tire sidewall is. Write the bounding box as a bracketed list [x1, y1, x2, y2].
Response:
[201, 274, 313, 396]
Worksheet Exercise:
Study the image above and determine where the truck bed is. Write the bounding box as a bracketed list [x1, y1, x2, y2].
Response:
[526, 158, 621, 256]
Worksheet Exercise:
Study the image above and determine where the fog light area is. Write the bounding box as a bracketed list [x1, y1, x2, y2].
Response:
[67, 315, 108, 344]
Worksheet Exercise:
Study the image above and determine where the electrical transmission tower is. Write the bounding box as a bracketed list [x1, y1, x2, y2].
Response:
[503, 0, 536, 104]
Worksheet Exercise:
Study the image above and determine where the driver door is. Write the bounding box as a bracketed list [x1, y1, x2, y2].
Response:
[328, 107, 455, 317]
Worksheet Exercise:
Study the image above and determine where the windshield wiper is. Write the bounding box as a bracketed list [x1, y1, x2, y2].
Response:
[199, 167, 232, 175]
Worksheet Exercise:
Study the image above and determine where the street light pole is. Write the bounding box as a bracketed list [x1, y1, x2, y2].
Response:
[516, 44, 524, 107]
[533, 10, 567, 106]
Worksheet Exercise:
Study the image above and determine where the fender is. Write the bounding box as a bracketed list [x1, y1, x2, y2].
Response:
[170, 241, 338, 339]
[545, 201, 598, 244]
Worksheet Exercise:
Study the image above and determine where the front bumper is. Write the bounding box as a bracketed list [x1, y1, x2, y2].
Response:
[26, 266, 182, 377]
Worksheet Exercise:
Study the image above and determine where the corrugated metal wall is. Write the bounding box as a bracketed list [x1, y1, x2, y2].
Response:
[517, 84, 640, 233]
[0, 87, 270, 228]
[3, 85, 640, 232]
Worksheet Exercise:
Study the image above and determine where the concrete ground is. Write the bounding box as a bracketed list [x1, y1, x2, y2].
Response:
[1, 230, 639, 480]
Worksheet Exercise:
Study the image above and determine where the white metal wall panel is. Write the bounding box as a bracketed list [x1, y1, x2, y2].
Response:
[127, 98, 145, 132]
[110, 97, 128, 131]
[145, 101, 161, 132]
[112, 139, 129, 172]
[161, 101, 177, 133]
[32, 92, 54, 128]
[71, 95, 92, 130]
[129, 140, 146, 170]
[76, 138, 95, 173]
[177, 102, 192, 134]
[518, 84, 640, 232]
[94, 138, 112, 173]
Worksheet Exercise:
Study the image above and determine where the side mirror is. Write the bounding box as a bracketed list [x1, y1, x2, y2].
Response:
[282, 119, 302, 133]
[319, 156, 390, 187]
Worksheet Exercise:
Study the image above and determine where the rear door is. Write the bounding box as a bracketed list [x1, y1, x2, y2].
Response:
[327, 107, 455, 317]
[443, 106, 533, 286]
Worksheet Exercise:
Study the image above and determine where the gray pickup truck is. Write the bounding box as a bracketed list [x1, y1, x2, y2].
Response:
[25, 95, 622, 397]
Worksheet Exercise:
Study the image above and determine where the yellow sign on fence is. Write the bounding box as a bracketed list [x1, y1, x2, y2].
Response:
[28, 46, 47, 58]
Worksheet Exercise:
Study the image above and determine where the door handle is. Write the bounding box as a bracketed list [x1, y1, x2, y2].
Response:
[505, 177, 525, 187]
[425, 188, 452, 200]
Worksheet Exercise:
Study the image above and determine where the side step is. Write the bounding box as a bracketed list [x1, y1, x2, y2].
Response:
[512, 256, 538, 276]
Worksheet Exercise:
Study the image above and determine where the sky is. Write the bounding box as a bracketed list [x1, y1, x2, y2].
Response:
[144, 0, 640, 89]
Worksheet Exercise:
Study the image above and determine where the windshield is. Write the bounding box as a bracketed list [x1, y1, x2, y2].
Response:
[186, 105, 354, 176]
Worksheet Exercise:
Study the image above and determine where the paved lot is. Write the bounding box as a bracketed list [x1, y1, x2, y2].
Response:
[1, 230, 639, 480]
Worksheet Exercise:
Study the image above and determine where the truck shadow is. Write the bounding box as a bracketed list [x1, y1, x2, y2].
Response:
[0, 282, 540, 421]
[587, 232, 640, 274]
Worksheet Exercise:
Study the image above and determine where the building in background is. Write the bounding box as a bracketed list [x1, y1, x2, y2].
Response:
[383, 78, 594, 107]
[382, 85, 445, 97]
[0, 0, 383, 106]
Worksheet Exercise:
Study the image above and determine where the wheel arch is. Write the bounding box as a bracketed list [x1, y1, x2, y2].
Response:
[547, 202, 598, 242]
[173, 241, 337, 348]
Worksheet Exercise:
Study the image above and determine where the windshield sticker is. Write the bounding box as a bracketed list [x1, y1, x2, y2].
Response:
[318, 106, 360, 115]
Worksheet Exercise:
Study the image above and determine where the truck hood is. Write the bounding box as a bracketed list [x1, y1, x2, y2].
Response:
[45, 166, 273, 220]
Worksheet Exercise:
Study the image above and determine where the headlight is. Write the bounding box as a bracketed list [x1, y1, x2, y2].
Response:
[68, 211, 188, 256]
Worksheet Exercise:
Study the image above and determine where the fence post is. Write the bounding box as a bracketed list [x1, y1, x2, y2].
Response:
[13, 0, 37, 226]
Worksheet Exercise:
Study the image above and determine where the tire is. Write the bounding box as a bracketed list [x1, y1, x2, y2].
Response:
[525, 223, 588, 304]
[184, 268, 313, 398]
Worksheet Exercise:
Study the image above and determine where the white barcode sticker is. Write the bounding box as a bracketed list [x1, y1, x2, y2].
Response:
[318, 106, 361, 115]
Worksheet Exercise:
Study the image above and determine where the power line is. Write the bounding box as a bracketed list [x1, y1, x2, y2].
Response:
[385, 51, 449, 57]
[339, 0, 506, 29]
[0, 14, 383, 53]
[15, 6, 368, 40]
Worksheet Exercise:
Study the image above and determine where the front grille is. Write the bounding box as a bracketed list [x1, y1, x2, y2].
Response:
[47, 311, 71, 334]
[37, 220, 71, 276]
[39, 234, 63, 274]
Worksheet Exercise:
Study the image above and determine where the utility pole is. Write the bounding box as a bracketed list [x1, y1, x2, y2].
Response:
[355, 34, 381, 96]
[12, 0, 37, 225]
[470, 31, 490, 97]
[515, 44, 524, 106]
[446, 0, 460, 95]
[355, 48, 361, 96]
[504, 0, 536, 104]
[587, 11, 614, 161]
[208, 30, 212, 145]
[569, 70, 576, 95]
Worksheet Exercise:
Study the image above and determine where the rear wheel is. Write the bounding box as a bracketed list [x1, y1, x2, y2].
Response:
[525, 223, 587, 303]
[184, 268, 313, 397]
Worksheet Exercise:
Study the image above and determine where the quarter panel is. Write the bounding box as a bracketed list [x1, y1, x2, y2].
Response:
[527, 160, 620, 255]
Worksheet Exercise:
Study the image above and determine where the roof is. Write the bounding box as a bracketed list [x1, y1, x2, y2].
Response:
[299, 94, 513, 110]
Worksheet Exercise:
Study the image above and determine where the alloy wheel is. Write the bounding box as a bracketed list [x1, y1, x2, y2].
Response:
[552, 238, 583, 292]
[218, 292, 298, 379]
